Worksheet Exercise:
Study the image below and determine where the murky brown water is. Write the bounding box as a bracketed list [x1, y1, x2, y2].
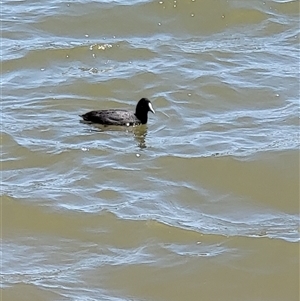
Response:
[1, 0, 299, 300]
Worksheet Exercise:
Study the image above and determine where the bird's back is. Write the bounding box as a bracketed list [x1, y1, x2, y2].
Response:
[81, 109, 140, 126]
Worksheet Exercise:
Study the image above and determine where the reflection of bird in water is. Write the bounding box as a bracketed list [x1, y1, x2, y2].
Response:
[82, 123, 149, 149]
[133, 125, 148, 149]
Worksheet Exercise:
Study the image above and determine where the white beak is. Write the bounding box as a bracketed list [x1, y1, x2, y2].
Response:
[148, 102, 155, 114]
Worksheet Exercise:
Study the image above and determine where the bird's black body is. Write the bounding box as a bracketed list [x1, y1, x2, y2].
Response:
[81, 98, 155, 126]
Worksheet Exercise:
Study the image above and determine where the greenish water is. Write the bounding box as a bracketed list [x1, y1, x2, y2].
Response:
[1, 0, 299, 300]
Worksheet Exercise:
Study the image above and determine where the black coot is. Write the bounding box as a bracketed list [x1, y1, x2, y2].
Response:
[80, 98, 155, 126]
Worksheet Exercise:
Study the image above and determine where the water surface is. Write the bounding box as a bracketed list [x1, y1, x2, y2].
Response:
[1, 0, 299, 300]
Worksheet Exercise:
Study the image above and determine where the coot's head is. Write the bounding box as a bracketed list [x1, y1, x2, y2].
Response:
[135, 98, 155, 124]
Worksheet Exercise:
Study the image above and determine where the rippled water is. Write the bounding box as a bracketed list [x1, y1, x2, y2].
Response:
[1, 0, 299, 300]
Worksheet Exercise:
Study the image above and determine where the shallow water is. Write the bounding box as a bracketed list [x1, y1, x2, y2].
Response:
[1, 0, 299, 300]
